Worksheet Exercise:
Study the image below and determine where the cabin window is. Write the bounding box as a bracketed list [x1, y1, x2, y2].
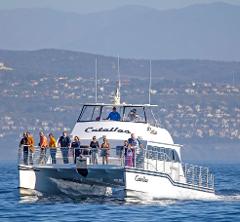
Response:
[77, 105, 155, 124]
[145, 107, 159, 126]
[122, 106, 146, 123]
[146, 145, 180, 162]
[78, 105, 101, 122]
[101, 106, 122, 121]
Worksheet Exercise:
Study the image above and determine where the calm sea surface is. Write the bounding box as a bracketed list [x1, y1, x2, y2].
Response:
[0, 161, 240, 221]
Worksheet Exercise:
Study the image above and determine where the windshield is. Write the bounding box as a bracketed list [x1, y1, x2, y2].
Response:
[77, 105, 158, 125]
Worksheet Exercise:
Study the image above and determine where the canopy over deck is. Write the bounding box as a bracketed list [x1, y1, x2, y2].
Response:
[79, 103, 158, 107]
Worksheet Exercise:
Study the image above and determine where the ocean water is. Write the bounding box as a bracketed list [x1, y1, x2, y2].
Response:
[0, 162, 240, 221]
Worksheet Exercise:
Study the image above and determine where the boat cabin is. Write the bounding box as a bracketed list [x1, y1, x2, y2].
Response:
[71, 103, 177, 157]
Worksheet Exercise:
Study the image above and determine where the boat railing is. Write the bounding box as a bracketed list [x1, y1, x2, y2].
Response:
[18, 146, 214, 190]
[182, 163, 214, 190]
[18, 146, 126, 166]
[143, 148, 214, 190]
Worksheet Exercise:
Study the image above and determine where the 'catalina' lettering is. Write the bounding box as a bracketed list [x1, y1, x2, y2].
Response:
[135, 175, 148, 183]
[85, 127, 131, 134]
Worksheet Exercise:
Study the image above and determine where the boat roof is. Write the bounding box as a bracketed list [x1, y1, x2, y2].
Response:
[80, 103, 158, 107]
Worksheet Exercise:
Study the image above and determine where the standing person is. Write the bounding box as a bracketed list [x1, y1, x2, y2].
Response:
[26, 132, 35, 165]
[48, 133, 57, 164]
[128, 133, 142, 167]
[58, 131, 71, 164]
[39, 131, 48, 164]
[71, 136, 81, 164]
[90, 136, 99, 164]
[19, 132, 28, 165]
[122, 140, 129, 165]
[125, 146, 134, 167]
[106, 107, 121, 121]
[128, 133, 141, 147]
[101, 137, 110, 165]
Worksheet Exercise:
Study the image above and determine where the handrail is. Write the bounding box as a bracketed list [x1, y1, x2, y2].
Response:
[144, 148, 214, 190]
[18, 146, 214, 190]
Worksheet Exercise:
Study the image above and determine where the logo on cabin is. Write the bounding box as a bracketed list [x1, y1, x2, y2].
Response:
[135, 175, 148, 183]
[85, 127, 131, 134]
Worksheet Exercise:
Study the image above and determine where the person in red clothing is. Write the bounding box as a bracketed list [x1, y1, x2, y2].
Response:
[39, 131, 48, 164]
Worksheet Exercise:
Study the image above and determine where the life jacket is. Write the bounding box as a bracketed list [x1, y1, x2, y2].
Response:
[27, 135, 35, 152]
[49, 136, 56, 148]
[40, 135, 48, 148]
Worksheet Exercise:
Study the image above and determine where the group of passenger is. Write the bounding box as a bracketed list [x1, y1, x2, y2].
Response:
[19, 130, 141, 167]
[19, 131, 69, 165]
[19, 131, 112, 165]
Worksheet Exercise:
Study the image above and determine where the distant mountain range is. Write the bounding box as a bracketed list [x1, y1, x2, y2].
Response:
[0, 2, 240, 61]
[0, 49, 240, 84]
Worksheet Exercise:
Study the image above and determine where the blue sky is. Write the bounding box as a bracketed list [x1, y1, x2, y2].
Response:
[1, 0, 240, 13]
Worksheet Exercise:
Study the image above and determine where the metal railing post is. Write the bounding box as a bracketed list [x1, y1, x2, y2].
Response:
[163, 158, 165, 173]
[199, 166, 202, 187]
[155, 151, 158, 171]
[185, 163, 187, 178]
[213, 175, 215, 190]
[192, 165, 195, 186]
[134, 147, 137, 168]
[206, 168, 209, 188]
[178, 162, 180, 181]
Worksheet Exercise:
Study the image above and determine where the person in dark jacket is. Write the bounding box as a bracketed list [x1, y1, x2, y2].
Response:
[71, 136, 81, 164]
[58, 131, 71, 164]
[19, 132, 28, 165]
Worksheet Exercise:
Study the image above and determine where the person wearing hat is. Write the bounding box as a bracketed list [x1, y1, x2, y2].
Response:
[128, 108, 139, 122]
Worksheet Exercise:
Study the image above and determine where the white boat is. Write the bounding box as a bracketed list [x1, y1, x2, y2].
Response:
[18, 97, 215, 200]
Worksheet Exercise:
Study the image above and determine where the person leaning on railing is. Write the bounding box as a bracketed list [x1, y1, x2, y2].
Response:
[128, 133, 143, 167]
[26, 131, 35, 165]
[38, 131, 48, 164]
[122, 140, 131, 166]
[19, 132, 28, 165]
[71, 136, 80, 164]
[48, 133, 57, 164]
[101, 137, 110, 165]
[58, 131, 71, 164]
[90, 136, 99, 164]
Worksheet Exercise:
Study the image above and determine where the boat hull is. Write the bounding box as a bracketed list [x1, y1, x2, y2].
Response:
[18, 164, 215, 200]
[125, 168, 215, 200]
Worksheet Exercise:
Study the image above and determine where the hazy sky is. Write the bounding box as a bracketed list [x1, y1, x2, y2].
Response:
[1, 0, 240, 13]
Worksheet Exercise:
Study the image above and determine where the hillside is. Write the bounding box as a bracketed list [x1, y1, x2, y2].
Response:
[0, 49, 240, 83]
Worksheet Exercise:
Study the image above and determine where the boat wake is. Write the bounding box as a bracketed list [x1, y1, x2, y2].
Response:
[19, 182, 240, 204]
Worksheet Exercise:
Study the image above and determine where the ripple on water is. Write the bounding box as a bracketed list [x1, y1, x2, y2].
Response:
[0, 163, 240, 221]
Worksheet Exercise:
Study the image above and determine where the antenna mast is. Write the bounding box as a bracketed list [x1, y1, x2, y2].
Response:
[148, 60, 152, 105]
[118, 55, 121, 92]
[113, 56, 121, 105]
[95, 58, 98, 103]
